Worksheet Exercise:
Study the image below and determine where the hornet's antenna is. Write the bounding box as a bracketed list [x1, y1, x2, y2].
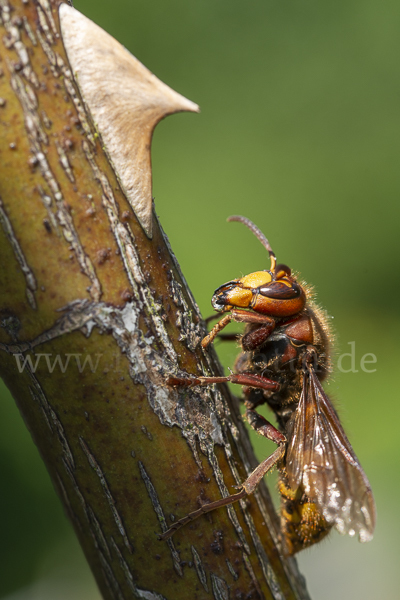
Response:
[227, 215, 276, 272]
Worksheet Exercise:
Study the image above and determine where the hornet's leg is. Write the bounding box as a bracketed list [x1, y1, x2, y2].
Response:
[242, 410, 286, 494]
[159, 411, 286, 541]
[201, 313, 233, 348]
[241, 324, 275, 351]
[167, 372, 280, 393]
[201, 310, 276, 349]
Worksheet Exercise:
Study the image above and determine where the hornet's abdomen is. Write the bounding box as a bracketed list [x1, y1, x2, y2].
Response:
[279, 470, 332, 555]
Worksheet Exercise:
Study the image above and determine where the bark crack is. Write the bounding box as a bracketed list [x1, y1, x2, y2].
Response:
[138, 460, 183, 578]
[0, 195, 37, 309]
[80, 436, 134, 554]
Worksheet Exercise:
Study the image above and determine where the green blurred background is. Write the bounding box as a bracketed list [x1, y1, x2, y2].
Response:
[1, 0, 399, 598]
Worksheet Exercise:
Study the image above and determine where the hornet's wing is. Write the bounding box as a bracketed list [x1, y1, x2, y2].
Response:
[286, 366, 376, 542]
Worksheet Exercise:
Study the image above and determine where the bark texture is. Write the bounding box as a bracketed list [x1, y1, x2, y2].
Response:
[0, 2, 310, 599]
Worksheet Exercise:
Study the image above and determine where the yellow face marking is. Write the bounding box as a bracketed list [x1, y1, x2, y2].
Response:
[239, 271, 272, 289]
[225, 287, 253, 307]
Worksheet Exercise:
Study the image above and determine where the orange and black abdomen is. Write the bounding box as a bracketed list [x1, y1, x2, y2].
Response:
[278, 469, 332, 555]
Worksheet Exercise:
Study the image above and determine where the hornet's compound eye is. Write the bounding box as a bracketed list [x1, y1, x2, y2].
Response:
[258, 280, 301, 300]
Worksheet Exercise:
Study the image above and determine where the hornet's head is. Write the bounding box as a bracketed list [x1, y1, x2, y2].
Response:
[211, 216, 306, 318]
